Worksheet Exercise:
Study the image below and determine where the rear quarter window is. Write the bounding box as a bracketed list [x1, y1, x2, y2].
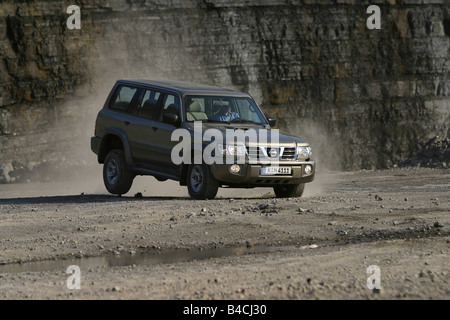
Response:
[109, 85, 138, 112]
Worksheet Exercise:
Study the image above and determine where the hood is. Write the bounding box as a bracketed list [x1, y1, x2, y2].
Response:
[185, 122, 309, 147]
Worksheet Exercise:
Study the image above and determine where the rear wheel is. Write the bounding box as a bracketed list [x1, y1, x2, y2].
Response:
[103, 149, 134, 195]
[187, 164, 219, 200]
[273, 183, 305, 198]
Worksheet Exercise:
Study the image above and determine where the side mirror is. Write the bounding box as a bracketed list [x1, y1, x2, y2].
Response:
[163, 113, 179, 127]
[267, 117, 276, 127]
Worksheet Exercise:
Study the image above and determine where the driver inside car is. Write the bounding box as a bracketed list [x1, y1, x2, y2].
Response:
[212, 103, 240, 122]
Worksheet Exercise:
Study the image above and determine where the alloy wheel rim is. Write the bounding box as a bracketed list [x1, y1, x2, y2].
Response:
[106, 159, 119, 185]
[190, 165, 204, 193]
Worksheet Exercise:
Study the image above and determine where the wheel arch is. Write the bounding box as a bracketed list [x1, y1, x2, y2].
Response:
[98, 127, 133, 164]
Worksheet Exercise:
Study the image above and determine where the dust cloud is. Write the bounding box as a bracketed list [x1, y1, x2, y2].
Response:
[287, 121, 344, 197]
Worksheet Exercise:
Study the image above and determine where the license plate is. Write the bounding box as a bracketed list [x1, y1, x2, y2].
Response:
[261, 166, 292, 175]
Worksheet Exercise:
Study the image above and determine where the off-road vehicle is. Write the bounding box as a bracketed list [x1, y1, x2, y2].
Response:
[91, 79, 315, 199]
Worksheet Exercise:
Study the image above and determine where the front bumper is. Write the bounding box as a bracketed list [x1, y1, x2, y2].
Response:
[210, 160, 315, 187]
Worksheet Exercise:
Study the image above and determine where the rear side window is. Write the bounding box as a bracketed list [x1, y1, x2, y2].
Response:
[136, 89, 162, 120]
[109, 85, 138, 112]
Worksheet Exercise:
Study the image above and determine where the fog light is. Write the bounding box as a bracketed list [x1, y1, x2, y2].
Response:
[230, 164, 241, 174]
[304, 165, 312, 175]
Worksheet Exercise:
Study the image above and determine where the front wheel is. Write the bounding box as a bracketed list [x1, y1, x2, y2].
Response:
[273, 183, 305, 198]
[103, 149, 134, 195]
[187, 164, 219, 200]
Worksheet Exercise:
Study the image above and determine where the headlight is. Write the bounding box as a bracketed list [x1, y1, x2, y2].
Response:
[297, 145, 312, 160]
[217, 144, 246, 156]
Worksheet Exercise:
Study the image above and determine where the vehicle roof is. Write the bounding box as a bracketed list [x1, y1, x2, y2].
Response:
[118, 79, 250, 96]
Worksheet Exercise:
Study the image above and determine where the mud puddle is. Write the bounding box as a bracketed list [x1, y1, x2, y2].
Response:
[0, 244, 318, 274]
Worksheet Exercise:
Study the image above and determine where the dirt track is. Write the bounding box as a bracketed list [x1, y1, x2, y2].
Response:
[0, 167, 449, 299]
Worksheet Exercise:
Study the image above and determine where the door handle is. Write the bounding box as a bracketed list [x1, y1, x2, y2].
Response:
[124, 121, 130, 126]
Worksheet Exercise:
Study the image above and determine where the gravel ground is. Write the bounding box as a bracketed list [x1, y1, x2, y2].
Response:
[0, 167, 449, 299]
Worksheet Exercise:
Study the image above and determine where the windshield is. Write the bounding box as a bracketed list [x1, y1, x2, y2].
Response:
[184, 95, 268, 125]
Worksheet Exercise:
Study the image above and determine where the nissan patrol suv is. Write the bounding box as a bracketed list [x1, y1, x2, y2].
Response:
[91, 79, 315, 199]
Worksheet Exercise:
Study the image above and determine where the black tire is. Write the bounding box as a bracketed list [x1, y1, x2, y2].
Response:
[273, 183, 305, 198]
[187, 164, 219, 200]
[103, 149, 134, 195]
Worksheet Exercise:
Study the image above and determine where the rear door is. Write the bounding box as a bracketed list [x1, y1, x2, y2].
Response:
[125, 88, 163, 164]
[125, 88, 181, 174]
[146, 92, 182, 173]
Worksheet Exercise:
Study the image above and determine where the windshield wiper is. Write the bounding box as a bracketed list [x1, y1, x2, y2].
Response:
[229, 119, 262, 125]
[200, 119, 264, 125]
[205, 119, 225, 123]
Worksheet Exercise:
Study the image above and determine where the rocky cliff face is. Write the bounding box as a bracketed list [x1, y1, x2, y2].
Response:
[0, 0, 449, 182]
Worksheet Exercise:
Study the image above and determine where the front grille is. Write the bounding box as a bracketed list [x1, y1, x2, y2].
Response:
[281, 147, 296, 160]
[246, 146, 296, 160]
